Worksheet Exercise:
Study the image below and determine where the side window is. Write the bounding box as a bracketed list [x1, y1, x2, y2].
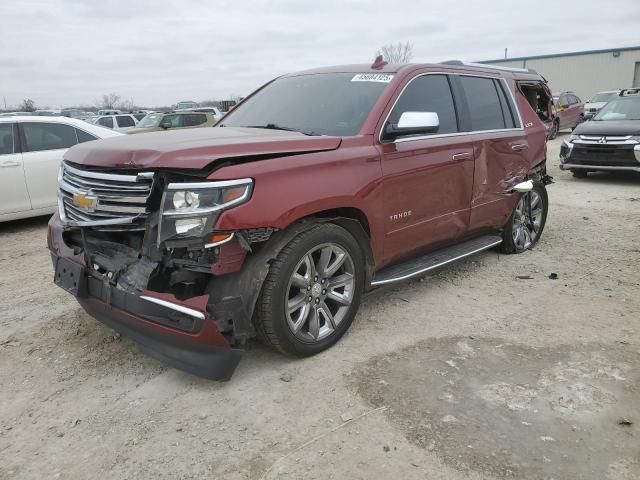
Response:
[0, 124, 14, 155]
[387, 74, 458, 135]
[570, 95, 581, 104]
[459, 76, 506, 131]
[184, 114, 207, 127]
[76, 128, 97, 143]
[98, 117, 114, 128]
[494, 80, 518, 128]
[558, 94, 569, 107]
[22, 123, 77, 152]
[116, 115, 135, 128]
[163, 115, 183, 127]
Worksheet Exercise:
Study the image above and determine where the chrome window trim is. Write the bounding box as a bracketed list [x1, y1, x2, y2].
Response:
[378, 72, 525, 145]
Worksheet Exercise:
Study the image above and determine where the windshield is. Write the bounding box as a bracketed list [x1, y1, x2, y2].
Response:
[591, 92, 619, 103]
[136, 113, 162, 128]
[220, 72, 393, 136]
[593, 98, 640, 121]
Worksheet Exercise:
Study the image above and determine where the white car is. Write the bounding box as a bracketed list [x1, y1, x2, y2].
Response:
[0, 116, 121, 222]
[93, 114, 139, 131]
[583, 90, 621, 119]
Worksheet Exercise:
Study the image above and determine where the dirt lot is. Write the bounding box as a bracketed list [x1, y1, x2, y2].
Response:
[1, 133, 639, 479]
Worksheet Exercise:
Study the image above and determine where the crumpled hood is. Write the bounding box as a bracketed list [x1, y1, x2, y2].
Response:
[65, 127, 342, 170]
[573, 120, 640, 137]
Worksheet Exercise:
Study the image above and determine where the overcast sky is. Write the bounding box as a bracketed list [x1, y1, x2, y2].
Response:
[1, 0, 639, 109]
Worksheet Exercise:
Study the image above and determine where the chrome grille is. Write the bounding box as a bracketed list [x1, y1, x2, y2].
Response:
[58, 161, 154, 229]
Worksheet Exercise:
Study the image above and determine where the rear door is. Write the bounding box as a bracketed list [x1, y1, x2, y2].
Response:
[0, 123, 31, 215]
[20, 122, 78, 210]
[379, 73, 475, 264]
[455, 75, 530, 232]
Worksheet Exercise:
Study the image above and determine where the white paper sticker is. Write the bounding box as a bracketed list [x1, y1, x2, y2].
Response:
[351, 73, 394, 83]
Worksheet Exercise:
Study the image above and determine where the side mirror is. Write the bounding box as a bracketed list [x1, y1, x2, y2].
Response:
[384, 112, 440, 141]
[161, 121, 171, 129]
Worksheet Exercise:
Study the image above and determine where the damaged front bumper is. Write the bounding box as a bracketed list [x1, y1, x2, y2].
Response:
[48, 213, 243, 381]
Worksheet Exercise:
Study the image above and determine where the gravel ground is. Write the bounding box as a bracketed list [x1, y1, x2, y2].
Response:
[1, 133, 639, 479]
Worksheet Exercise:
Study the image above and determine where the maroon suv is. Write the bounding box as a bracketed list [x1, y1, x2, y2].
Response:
[48, 60, 553, 380]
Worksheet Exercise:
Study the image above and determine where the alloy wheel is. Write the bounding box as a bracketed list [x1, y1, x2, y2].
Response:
[512, 191, 544, 250]
[285, 243, 355, 342]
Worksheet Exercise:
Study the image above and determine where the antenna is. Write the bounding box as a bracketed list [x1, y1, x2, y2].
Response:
[371, 55, 388, 70]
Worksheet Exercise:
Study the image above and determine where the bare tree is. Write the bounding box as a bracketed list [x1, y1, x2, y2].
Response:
[117, 98, 137, 112]
[98, 93, 122, 109]
[19, 99, 36, 112]
[376, 42, 414, 63]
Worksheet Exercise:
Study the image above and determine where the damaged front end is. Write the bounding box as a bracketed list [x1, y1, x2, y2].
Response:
[48, 161, 273, 380]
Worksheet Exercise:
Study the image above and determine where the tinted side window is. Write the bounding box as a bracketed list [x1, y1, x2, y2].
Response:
[98, 117, 114, 128]
[163, 115, 183, 127]
[22, 123, 77, 152]
[0, 124, 14, 155]
[494, 80, 517, 128]
[558, 94, 569, 106]
[570, 95, 581, 104]
[459, 76, 506, 131]
[116, 115, 135, 127]
[184, 114, 207, 127]
[387, 74, 458, 135]
[76, 128, 97, 143]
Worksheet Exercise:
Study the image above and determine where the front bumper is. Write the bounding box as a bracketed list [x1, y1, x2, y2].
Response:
[559, 141, 640, 172]
[48, 213, 242, 381]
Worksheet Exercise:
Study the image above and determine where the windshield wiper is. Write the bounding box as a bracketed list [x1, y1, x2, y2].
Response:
[243, 123, 315, 136]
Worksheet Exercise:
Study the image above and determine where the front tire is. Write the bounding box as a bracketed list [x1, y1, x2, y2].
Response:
[501, 182, 548, 254]
[571, 169, 589, 178]
[255, 223, 365, 357]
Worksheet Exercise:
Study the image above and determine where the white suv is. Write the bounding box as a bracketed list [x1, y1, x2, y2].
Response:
[0, 116, 121, 222]
[92, 114, 139, 131]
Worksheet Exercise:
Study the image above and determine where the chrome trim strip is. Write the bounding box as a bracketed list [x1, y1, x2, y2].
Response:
[560, 163, 640, 172]
[204, 232, 235, 249]
[140, 296, 206, 320]
[370, 238, 503, 286]
[378, 72, 524, 144]
[63, 162, 153, 183]
[167, 178, 253, 190]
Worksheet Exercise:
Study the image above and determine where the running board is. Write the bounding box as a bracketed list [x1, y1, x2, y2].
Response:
[371, 235, 503, 286]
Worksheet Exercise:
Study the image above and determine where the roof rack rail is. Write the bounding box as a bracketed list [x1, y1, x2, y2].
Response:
[619, 88, 640, 96]
[440, 60, 538, 75]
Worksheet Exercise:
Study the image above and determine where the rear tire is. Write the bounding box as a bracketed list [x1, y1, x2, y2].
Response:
[255, 223, 365, 357]
[571, 169, 588, 178]
[501, 182, 548, 254]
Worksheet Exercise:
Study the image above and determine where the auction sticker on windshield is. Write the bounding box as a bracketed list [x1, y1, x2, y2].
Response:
[351, 73, 394, 83]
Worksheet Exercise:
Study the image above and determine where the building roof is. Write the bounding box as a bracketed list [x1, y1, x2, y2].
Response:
[480, 45, 640, 64]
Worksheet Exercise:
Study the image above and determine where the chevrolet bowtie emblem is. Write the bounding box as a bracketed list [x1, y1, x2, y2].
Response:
[72, 193, 98, 211]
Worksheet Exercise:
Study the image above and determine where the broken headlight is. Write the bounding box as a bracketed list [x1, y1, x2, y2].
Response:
[158, 178, 253, 244]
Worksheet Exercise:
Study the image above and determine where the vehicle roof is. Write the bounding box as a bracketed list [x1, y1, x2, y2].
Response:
[284, 61, 544, 80]
[0, 115, 123, 137]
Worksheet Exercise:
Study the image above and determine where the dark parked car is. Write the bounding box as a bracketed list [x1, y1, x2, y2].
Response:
[560, 88, 640, 177]
[548, 91, 584, 139]
[48, 60, 552, 380]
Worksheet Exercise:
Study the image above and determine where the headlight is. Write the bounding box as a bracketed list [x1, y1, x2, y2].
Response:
[158, 178, 252, 245]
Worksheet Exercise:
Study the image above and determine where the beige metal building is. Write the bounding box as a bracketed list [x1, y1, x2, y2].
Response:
[480, 46, 640, 101]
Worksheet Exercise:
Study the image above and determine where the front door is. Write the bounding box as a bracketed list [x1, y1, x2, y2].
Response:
[379, 73, 474, 265]
[0, 123, 30, 215]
